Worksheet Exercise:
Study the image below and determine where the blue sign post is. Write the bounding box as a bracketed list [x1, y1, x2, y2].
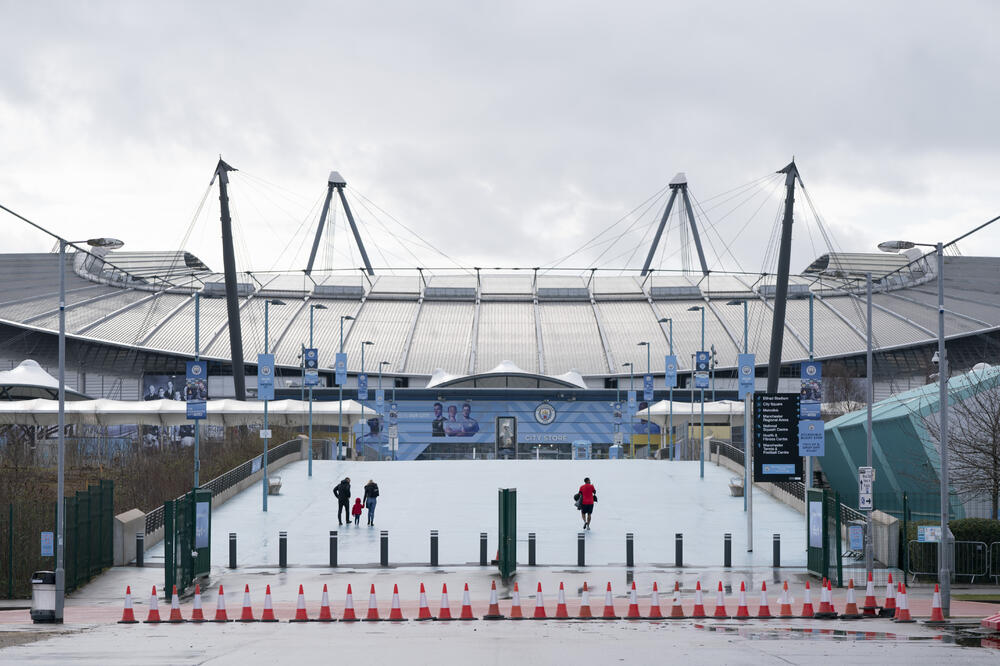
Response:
[257, 354, 275, 401]
[304, 347, 319, 387]
[358, 373, 368, 401]
[664, 355, 678, 388]
[335, 353, 347, 386]
[40, 531, 54, 557]
[643, 374, 654, 401]
[737, 353, 755, 399]
[627, 391, 637, 415]
[185, 360, 207, 419]
[375, 389, 385, 414]
[695, 351, 710, 389]
[799, 361, 824, 456]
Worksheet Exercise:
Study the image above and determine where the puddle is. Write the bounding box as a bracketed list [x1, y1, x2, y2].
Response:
[692, 623, 998, 648]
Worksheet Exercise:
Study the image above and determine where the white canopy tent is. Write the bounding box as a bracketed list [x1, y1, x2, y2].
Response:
[0, 398, 367, 428]
[647, 399, 748, 431]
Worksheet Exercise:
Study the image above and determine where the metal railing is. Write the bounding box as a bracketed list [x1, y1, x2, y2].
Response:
[907, 540, 989, 583]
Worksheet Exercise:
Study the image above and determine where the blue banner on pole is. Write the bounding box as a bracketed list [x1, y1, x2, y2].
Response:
[375, 389, 385, 414]
[334, 352, 347, 386]
[612, 402, 622, 426]
[643, 374, 654, 401]
[800, 361, 822, 419]
[40, 531, 53, 557]
[737, 353, 755, 399]
[304, 347, 319, 387]
[257, 353, 275, 401]
[664, 355, 678, 388]
[389, 403, 398, 426]
[358, 373, 368, 401]
[627, 391, 637, 415]
[185, 360, 208, 419]
[798, 420, 825, 456]
[695, 351, 710, 389]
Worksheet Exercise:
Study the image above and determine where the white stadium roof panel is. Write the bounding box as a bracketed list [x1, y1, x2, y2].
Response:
[537, 302, 607, 375]
[479, 273, 533, 295]
[280, 299, 360, 367]
[341, 300, 419, 372]
[475, 302, 537, 373]
[368, 275, 420, 295]
[85, 293, 190, 345]
[590, 275, 645, 296]
[595, 300, 670, 372]
[145, 296, 229, 356]
[29, 289, 152, 334]
[405, 301, 475, 374]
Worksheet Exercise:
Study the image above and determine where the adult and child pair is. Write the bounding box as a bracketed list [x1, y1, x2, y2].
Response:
[333, 477, 380, 526]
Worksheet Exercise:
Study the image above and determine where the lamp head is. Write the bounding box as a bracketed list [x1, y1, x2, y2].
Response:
[312, 303, 328, 310]
[687, 305, 703, 312]
[878, 240, 915, 253]
[268, 298, 287, 306]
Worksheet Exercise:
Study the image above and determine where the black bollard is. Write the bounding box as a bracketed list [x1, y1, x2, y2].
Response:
[329, 530, 338, 568]
[772, 534, 780, 568]
[229, 532, 237, 569]
[578, 532, 585, 567]
[528, 532, 536, 566]
[675, 533, 683, 567]
[135, 532, 144, 568]
[626, 533, 634, 568]
[380, 530, 389, 567]
[430, 530, 439, 567]
[480, 532, 488, 566]
[279, 531, 287, 568]
[724, 533, 732, 568]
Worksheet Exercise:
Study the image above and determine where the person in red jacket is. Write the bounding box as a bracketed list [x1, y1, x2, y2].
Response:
[577, 477, 597, 530]
[351, 497, 363, 525]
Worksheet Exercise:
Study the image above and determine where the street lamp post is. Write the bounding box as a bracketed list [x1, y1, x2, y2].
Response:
[306, 303, 326, 477]
[727, 299, 751, 515]
[638, 342, 651, 458]
[658, 318, 674, 459]
[337, 315, 354, 461]
[262, 298, 286, 512]
[688, 305, 706, 478]
[623, 362, 634, 458]
[359, 341, 374, 458]
[379, 360, 389, 459]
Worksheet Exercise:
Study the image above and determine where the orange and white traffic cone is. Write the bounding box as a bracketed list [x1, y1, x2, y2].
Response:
[364, 584, 381, 621]
[437, 583, 454, 620]
[168, 585, 185, 623]
[554, 582, 570, 619]
[577, 582, 594, 619]
[894, 583, 914, 623]
[625, 581, 641, 619]
[260, 585, 278, 622]
[800, 581, 815, 618]
[884, 575, 896, 617]
[925, 584, 946, 624]
[713, 581, 729, 619]
[341, 584, 358, 622]
[190, 584, 206, 622]
[826, 580, 838, 617]
[690, 581, 707, 619]
[144, 585, 162, 623]
[862, 572, 878, 617]
[317, 584, 333, 622]
[416, 583, 433, 621]
[756, 582, 772, 619]
[532, 582, 547, 619]
[815, 581, 834, 619]
[734, 581, 750, 619]
[459, 583, 476, 620]
[509, 582, 525, 620]
[118, 586, 138, 624]
[483, 581, 504, 620]
[668, 581, 684, 619]
[289, 584, 310, 622]
[212, 585, 230, 622]
[648, 582, 665, 619]
[237, 584, 256, 622]
[778, 581, 793, 618]
[841, 579, 861, 619]
[389, 584, 408, 621]
[601, 582, 619, 619]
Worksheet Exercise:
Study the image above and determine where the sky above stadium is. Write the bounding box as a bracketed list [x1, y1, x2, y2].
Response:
[1, 2, 998, 277]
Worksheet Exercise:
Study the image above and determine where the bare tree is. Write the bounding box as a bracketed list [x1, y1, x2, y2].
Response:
[824, 361, 867, 416]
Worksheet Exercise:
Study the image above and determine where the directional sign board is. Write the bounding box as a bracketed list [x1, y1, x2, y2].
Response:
[694, 351, 710, 389]
[858, 466, 874, 511]
[304, 348, 319, 386]
[752, 392, 803, 482]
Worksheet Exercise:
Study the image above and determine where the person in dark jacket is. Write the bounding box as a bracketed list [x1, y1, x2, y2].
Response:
[333, 477, 351, 525]
[363, 479, 379, 526]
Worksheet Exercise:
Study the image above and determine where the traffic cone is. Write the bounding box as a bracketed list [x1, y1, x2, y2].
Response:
[118, 586, 138, 624]
[883, 574, 896, 616]
[237, 584, 256, 622]
[144, 585, 162, 623]
[388, 584, 408, 621]
[577, 582, 594, 619]
[756, 582, 771, 619]
[800, 581, 815, 618]
[713, 581, 729, 619]
[648, 582, 665, 619]
[416, 583, 433, 621]
[826, 580, 838, 617]
[364, 584, 381, 621]
[778, 581, 793, 618]
[601, 582, 619, 619]
[815, 581, 834, 619]
[668, 581, 684, 619]
[532, 582, 547, 619]
[841, 579, 861, 619]
[625, 581, 641, 619]
[894, 583, 914, 623]
[437, 583, 454, 620]
[734, 581, 750, 619]
[483, 581, 504, 620]
[925, 584, 946, 624]
[509, 582, 525, 620]
[168, 585, 185, 623]
[459, 583, 476, 620]
[341, 584, 358, 622]
[289, 584, 310, 622]
[261, 585, 278, 622]
[554, 582, 570, 619]
[190, 584, 206, 623]
[690, 581, 707, 619]
[212, 585, 230, 622]
[317, 584, 333, 622]
[862, 572, 878, 617]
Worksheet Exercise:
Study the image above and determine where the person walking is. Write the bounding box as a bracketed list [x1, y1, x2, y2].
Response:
[577, 477, 597, 530]
[363, 479, 379, 526]
[333, 477, 351, 525]
[351, 497, 363, 525]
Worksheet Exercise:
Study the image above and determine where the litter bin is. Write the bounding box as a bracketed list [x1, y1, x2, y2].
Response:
[30, 570, 57, 623]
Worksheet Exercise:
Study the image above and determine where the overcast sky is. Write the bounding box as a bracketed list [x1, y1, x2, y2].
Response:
[2, 1, 998, 277]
